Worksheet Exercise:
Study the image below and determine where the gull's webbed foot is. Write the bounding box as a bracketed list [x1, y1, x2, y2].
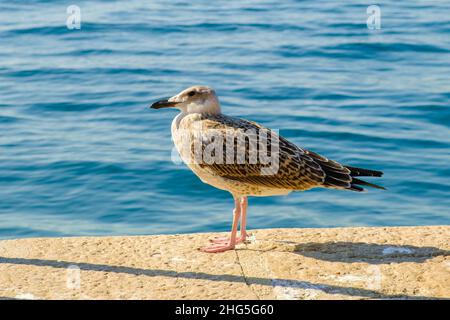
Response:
[199, 243, 236, 253]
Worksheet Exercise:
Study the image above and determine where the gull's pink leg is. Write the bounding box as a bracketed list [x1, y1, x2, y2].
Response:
[210, 196, 248, 244]
[201, 197, 241, 253]
[239, 196, 248, 241]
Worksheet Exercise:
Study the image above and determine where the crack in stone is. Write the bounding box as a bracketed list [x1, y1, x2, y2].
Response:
[235, 249, 260, 300]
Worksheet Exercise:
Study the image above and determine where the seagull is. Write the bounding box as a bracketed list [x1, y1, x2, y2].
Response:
[151, 85, 384, 253]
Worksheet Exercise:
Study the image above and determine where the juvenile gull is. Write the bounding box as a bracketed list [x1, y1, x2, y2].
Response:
[151, 85, 384, 253]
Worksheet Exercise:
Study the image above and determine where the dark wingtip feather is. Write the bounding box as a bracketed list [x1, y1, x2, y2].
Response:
[348, 185, 365, 192]
[351, 177, 386, 190]
[345, 166, 383, 177]
[342, 165, 385, 191]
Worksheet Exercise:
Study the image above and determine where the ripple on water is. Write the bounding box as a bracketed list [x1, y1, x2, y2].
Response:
[0, 0, 449, 238]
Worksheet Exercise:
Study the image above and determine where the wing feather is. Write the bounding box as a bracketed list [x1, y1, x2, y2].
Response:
[188, 114, 339, 191]
[178, 113, 383, 193]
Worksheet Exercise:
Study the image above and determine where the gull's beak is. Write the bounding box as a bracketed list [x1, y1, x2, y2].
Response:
[150, 98, 179, 109]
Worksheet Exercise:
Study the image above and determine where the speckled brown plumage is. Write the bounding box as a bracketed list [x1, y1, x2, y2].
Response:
[172, 112, 384, 197]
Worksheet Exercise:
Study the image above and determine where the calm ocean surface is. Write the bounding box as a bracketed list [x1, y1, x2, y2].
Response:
[0, 1, 449, 239]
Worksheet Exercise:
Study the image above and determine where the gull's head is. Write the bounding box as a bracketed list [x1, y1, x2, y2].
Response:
[151, 85, 221, 115]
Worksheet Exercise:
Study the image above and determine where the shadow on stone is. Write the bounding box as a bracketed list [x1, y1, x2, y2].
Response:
[291, 242, 449, 264]
[0, 256, 447, 300]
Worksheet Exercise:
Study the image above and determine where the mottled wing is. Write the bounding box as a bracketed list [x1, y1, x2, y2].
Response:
[189, 114, 355, 191]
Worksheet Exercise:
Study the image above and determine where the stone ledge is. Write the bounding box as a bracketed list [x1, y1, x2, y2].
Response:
[0, 226, 449, 300]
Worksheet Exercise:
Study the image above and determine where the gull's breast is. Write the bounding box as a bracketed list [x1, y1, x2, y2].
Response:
[170, 113, 292, 197]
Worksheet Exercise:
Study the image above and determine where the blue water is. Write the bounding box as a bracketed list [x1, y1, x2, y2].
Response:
[1, 1, 449, 239]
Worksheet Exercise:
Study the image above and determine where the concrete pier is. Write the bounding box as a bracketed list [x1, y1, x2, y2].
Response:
[0, 226, 448, 299]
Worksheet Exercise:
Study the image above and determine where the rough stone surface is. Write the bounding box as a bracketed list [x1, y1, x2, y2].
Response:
[0, 226, 448, 300]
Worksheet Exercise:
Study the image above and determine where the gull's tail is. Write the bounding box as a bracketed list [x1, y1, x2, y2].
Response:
[345, 166, 385, 192]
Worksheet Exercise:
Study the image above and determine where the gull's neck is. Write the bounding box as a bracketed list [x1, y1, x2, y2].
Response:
[189, 103, 221, 115]
[172, 105, 221, 131]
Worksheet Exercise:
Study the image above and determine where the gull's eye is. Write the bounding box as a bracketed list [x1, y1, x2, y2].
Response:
[188, 91, 196, 97]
